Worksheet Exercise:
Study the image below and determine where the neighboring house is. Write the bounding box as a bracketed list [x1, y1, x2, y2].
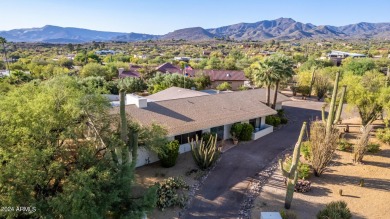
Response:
[109, 88, 290, 167]
[95, 50, 116, 55]
[327, 50, 366, 66]
[187, 69, 248, 90]
[118, 64, 142, 78]
[155, 62, 182, 74]
[173, 57, 191, 62]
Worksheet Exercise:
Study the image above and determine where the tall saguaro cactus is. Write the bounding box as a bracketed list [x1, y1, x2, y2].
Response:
[313, 71, 347, 176]
[321, 72, 347, 127]
[279, 122, 307, 209]
[118, 89, 138, 166]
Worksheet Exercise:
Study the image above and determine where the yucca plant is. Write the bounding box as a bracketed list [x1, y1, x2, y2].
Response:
[190, 134, 220, 170]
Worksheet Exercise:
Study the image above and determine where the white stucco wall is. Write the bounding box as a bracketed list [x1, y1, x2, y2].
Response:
[275, 102, 282, 110]
[252, 124, 273, 140]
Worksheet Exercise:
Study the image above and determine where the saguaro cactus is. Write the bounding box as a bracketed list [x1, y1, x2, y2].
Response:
[279, 122, 306, 209]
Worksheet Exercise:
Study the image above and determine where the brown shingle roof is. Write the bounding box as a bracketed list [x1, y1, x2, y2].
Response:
[187, 69, 248, 81]
[110, 89, 282, 136]
[146, 87, 209, 101]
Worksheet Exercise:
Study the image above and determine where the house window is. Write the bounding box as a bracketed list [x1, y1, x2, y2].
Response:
[210, 125, 224, 140]
[174, 130, 202, 145]
[249, 119, 257, 130]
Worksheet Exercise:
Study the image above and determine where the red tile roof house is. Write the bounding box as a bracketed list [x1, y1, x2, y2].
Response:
[155, 62, 182, 74]
[118, 64, 142, 78]
[187, 69, 248, 90]
[109, 88, 290, 167]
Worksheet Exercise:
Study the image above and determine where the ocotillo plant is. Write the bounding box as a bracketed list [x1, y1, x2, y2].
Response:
[279, 122, 306, 209]
[190, 134, 219, 170]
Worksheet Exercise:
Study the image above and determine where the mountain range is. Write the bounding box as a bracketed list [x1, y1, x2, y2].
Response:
[1, 18, 390, 43]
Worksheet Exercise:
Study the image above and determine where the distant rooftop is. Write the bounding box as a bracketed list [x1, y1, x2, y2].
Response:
[146, 86, 209, 101]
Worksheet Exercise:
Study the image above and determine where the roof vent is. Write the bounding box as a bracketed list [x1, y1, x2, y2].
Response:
[226, 73, 231, 77]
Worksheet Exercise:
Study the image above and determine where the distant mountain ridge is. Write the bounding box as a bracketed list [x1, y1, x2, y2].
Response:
[1, 18, 390, 43]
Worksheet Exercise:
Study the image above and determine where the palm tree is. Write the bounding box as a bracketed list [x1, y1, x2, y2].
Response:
[252, 60, 278, 106]
[252, 54, 294, 109]
[269, 54, 294, 109]
[0, 37, 10, 71]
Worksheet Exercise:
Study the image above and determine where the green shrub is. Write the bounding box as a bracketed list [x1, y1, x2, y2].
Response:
[280, 209, 297, 219]
[337, 139, 353, 151]
[376, 128, 390, 144]
[277, 109, 285, 117]
[230, 123, 243, 140]
[280, 117, 288, 124]
[156, 177, 189, 211]
[216, 82, 232, 91]
[300, 141, 312, 160]
[366, 143, 380, 153]
[240, 123, 254, 141]
[317, 201, 352, 219]
[266, 115, 281, 127]
[158, 140, 180, 168]
[283, 156, 311, 179]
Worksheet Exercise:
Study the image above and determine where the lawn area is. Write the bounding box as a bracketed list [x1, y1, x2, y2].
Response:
[251, 118, 390, 218]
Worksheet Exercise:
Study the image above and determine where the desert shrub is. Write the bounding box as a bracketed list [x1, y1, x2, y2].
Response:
[310, 121, 339, 176]
[281, 117, 288, 124]
[216, 82, 232, 91]
[376, 128, 390, 144]
[156, 177, 189, 211]
[366, 143, 381, 153]
[190, 134, 220, 170]
[240, 123, 254, 141]
[283, 156, 311, 179]
[317, 201, 352, 219]
[266, 115, 281, 127]
[300, 141, 312, 160]
[337, 139, 353, 151]
[277, 109, 285, 117]
[280, 209, 297, 219]
[158, 140, 180, 168]
[230, 123, 243, 140]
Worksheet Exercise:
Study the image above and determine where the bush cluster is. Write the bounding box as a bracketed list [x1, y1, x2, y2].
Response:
[376, 128, 390, 144]
[158, 140, 180, 168]
[366, 143, 380, 153]
[317, 201, 352, 219]
[240, 123, 254, 141]
[156, 177, 189, 211]
[283, 156, 311, 179]
[337, 139, 353, 151]
[266, 115, 281, 127]
[300, 141, 312, 160]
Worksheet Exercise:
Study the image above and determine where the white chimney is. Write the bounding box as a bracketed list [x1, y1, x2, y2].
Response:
[118, 68, 125, 76]
[126, 94, 147, 108]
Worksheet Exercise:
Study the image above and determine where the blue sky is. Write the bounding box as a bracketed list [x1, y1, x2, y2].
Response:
[1, 0, 389, 34]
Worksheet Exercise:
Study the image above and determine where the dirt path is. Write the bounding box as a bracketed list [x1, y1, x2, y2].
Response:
[183, 101, 323, 218]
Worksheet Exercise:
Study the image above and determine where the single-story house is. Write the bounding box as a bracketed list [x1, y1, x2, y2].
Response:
[187, 69, 248, 90]
[110, 88, 290, 167]
[118, 64, 142, 78]
[155, 62, 182, 74]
